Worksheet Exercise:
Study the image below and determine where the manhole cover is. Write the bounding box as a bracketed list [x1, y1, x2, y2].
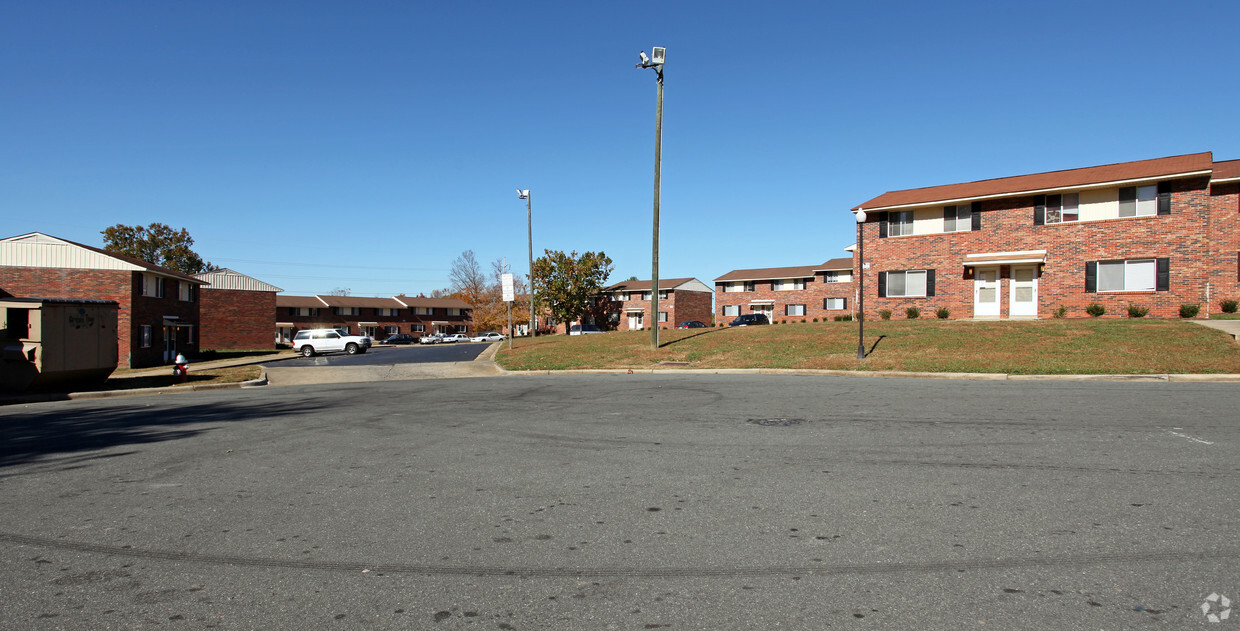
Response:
[746, 418, 808, 427]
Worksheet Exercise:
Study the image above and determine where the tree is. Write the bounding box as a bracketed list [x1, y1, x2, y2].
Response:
[531, 249, 613, 333]
[101, 223, 215, 275]
[448, 250, 488, 307]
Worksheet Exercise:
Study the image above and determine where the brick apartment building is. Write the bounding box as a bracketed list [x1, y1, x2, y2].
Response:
[595, 278, 714, 330]
[714, 258, 854, 324]
[850, 152, 1240, 319]
[193, 268, 283, 351]
[275, 294, 473, 342]
[0, 232, 207, 368]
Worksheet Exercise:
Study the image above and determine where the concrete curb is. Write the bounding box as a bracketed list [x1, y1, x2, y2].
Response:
[501, 368, 1240, 382]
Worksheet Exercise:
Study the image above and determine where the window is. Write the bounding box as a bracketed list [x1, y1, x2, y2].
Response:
[456, 325, 467, 333]
[142, 274, 165, 298]
[824, 297, 847, 310]
[335, 307, 359, 316]
[295, 307, 319, 317]
[385, 325, 399, 335]
[640, 292, 652, 301]
[178, 282, 195, 302]
[184, 325, 194, 345]
[889, 210, 914, 237]
[722, 305, 740, 316]
[378, 308, 399, 317]
[822, 271, 850, 283]
[879, 270, 932, 297]
[1046, 193, 1079, 224]
[773, 279, 806, 291]
[658, 311, 668, 322]
[785, 304, 806, 316]
[1095, 259, 1156, 292]
[411, 324, 425, 333]
[943, 204, 971, 232]
[723, 282, 753, 293]
[658, 290, 669, 300]
[139, 325, 152, 348]
[414, 307, 432, 315]
[1119, 185, 1157, 217]
[615, 292, 629, 302]
[447, 308, 462, 316]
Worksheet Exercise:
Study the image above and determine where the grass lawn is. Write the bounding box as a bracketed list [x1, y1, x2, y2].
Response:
[495, 319, 1240, 374]
[1210, 313, 1240, 320]
[101, 365, 264, 390]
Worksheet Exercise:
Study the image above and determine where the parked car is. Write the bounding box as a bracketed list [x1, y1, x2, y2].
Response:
[471, 332, 505, 342]
[293, 328, 372, 357]
[379, 333, 417, 345]
[676, 321, 707, 329]
[419, 333, 444, 344]
[568, 324, 605, 335]
[728, 314, 770, 327]
[441, 333, 471, 343]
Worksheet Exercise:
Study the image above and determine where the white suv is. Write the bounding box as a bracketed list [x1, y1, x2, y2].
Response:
[293, 328, 372, 357]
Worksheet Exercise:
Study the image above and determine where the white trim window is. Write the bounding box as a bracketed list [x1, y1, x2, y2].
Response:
[142, 274, 166, 298]
[884, 270, 928, 297]
[785, 304, 806, 316]
[178, 281, 195, 302]
[943, 204, 971, 232]
[658, 290, 669, 300]
[447, 308, 463, 316]
[385, 325, 399, 335]
[1046, 193, 1079, 224]
[615, 292, 629, 302]
[640, 292, 652, 301]
[334, 307, 359, 316]
[414, 307, 432, 315]
[1119, 185, 1157, 217]
[889, 210, 914, 237]
[722, 304, 740, 317]
[379, 308, 399, 317]
[411, 324, 425, 333]
[722, 282, 754, 293]
[773, 279, 806, 291]
[658, 311, 669, 322]
[824, 297, 847, 310]
[295, 307, 319, 317]
[822, 271, 850, 283]
[1097, 259, 1156, 292]
[139, 325, 152, 348]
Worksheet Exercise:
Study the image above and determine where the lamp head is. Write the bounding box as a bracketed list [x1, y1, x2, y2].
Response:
[855, 209, 867, 223]
[638, 51, 649, 65]
[650, 47, 665, 64]
[517, 189, 530, 199]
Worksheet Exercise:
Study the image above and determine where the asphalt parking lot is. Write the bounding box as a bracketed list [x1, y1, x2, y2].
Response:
[274, 341, 490, 366]
[1, 374, 1237, 629]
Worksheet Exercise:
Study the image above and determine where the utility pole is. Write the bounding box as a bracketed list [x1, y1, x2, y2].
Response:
[637, 47, 665, 349]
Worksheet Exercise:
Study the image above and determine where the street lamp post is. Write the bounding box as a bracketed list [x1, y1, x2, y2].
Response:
[855, 209, 867, 359]
[637, 46, 665, 350]
[518, 189, 535, 338]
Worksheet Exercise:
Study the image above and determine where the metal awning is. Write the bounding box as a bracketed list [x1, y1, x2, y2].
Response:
[276, 322, 294, 327]
[357, 321, 379, 326]
[431, 321, 449, 325]
[624, 308, 645, 313]
[748, 299, 775, 305]
[964, 250, 1047, 266]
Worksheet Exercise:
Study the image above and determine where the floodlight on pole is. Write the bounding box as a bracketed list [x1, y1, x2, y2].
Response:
[636, 46, 665, 349]
[518, 189, 535, 339]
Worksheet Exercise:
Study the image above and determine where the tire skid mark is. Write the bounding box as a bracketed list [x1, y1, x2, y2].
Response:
[2, 532, 1235, 578]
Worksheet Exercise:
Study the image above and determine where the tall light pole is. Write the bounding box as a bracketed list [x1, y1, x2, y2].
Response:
[855, 209, 867, 359]
[637, 46, 665, 350]
[518, 189, 535, 338]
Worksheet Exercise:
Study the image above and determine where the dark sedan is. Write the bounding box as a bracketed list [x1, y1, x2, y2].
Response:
[676, 320, 708, 329]
[379, 333, 418, 345]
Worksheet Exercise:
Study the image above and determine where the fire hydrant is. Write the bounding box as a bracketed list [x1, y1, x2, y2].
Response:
[172, 353, 189, 382]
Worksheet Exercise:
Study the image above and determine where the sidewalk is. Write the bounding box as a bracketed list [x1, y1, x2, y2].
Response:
[1190, 318, 1240, 341]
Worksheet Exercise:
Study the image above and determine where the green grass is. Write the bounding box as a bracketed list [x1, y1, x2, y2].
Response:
[1210, 313, 1240, 320]
[495, 320, 1240, 374]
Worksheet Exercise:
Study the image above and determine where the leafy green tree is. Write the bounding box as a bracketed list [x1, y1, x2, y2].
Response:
[531, 249, 613, 333]
[101, 223, 215, 274]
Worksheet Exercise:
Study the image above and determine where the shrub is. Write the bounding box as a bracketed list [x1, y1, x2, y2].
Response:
[905, 306, 920, 319]
[1127, 303, 1149, 318]
[1222, 299, 1239, 314]
[1179, 303, 1200, 318]
[1086, 303, 1105, 317]
[935, 307, 950, 320]
[840, 314, 852, 322]
[1051, 305, 1067, 319]
[880, 309, 892, 320]
[812, 318, 818, 323]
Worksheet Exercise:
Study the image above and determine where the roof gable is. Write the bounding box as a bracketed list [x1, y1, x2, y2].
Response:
[1, 232, 206, 283]
[193, 268, 283, 292]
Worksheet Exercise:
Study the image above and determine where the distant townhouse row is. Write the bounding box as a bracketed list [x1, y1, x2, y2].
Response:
[276, 294, 473, 343]
[851, 152, 1240, 319]
[713, 258, 854, 323]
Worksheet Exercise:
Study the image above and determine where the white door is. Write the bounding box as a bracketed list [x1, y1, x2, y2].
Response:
[1010, 266, 1038, 317]
[752, 305, 774, 321]
[628, 313, 644, 330]
[973, 267, 1000, 317]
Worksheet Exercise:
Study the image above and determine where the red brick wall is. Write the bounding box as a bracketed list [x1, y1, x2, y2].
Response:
[856, 177, 1213, 319]
[0, 267, 198, 367]
[277, 306, 472, 337]
[1208, 182, 1240, 311]
[671, 289, 714, 326]
[606, 289, 714, 331]
[200, 288, 276, 350]
[715, 275, 854, 324]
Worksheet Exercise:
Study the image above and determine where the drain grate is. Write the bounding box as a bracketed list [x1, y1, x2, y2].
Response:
[746, 418, 808, 427]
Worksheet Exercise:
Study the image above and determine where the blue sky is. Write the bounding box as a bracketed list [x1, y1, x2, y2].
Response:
[4, 1, 1238, 296]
